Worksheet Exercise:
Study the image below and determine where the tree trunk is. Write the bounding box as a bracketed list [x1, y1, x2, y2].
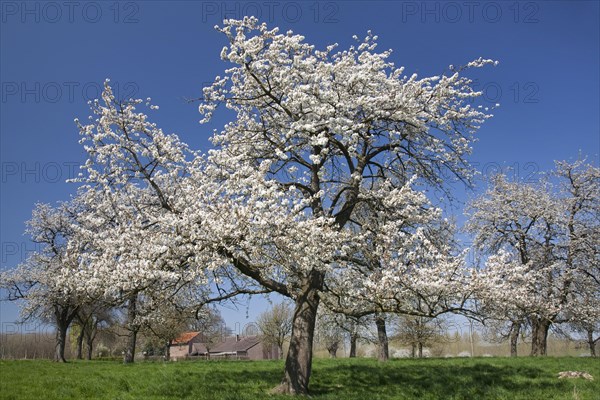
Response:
[349, 333, 357, 358]
[76, 326, 85, 360]
[86, 337, 94, 360]
[271, 271, 323, 395]
[418, 342, 423, 358]
[84, 321, 97, 360]
[123, 294, 138, 364]
[587, 329, 597, 358]
[164, 341, 171, 361]
[54, 321, 69, 363]
[85, 326, 96, 360]
[278, 344, 284, 360]
[53, 305, 78, 363]
[509, 321, 520, 357]
[327, 342, 338, 358]
[375, 315, 389, 362]
[124, 327, 138, 364]
[411, 343, 416, 358]
[530, 318, 551, 356]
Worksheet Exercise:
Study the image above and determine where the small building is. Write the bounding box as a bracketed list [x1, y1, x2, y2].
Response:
[170, 331, 205, 360]
[170, 332, 279, 360]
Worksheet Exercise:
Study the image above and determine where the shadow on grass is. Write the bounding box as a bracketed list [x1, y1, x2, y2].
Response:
[145, 362, 284, 399]
[307, 360, 568, 398]
[150, 359, 564, 399]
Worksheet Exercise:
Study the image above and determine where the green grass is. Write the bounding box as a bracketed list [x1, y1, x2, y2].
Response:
[1, 357, 598, 399]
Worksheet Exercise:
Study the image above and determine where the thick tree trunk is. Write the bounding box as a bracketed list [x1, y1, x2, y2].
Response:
[124, 327, 138, 363]
[123, 294, 139, 364]
[84, 322, 97, 360]
[86, 337, 94, 360]
[54, 321, 69, 363]
[375, 315, 389, 362]
[418, 342, 423, 358]
[530, 318, 551, 356]
[509, 321, 520, 357]
[85, 326, 96, 360]
[271, 271, 323, 395]
[349, 333, 357, 358]
[53, 305, 78, 363]
[587, 329, 597, 358]
[76, 326, 85, 360]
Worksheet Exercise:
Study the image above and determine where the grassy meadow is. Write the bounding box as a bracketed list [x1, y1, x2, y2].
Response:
[1, 357, 598, 400]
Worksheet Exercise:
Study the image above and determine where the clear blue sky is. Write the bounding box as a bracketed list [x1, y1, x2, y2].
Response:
[1, 1, 599, 332]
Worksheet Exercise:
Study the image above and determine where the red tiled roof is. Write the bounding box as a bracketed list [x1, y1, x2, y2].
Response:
[172, 331, 201, 345]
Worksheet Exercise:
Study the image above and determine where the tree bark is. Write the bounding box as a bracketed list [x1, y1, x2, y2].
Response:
[123, 294, 139, 364]
[530, 318, 551, 356]
[271, 270, 323, 395]
[349, 333, 357, 358]
[124, 327, 138, 363]
[86, 337, 94, 360]
[278, 344, 284, 360]
[509, 321, 520, 357]
[54, 320, 69, 363]
[418, 342, 423, 358]
[76, 325, 85, 360]
[587, 329, 597, 358]
[375, 315, 389, 362]
[53, 305, 78, 363]
[164, 341, 171, 361]
[84, 319, 98, 360]
[411, 343, 416, 358]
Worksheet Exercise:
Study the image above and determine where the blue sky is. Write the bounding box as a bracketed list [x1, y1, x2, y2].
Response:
[1, 1, 599, 332]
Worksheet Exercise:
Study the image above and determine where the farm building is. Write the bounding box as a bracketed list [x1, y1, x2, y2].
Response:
[169, 332, 279, 360]
[169, 331, 206, 360]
